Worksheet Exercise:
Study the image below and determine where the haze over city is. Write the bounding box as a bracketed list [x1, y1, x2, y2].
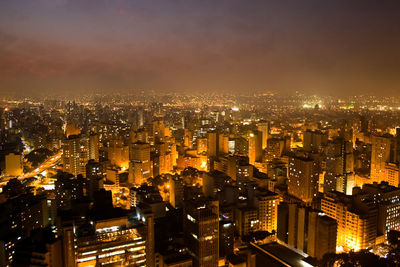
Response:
[1, 0, 400, 96]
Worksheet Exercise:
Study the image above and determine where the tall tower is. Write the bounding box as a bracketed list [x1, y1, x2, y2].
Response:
[257, 121, 269, 150]
[207, 132, 218, 158]
[85, 160, 104, 200]
[288, 156, 319, 203]
[89, 134, 99, 162]
[256, 190, 280, 233]
[324, 137, 354, 194]
[62, 135, 90, 177]
[184, 199, 219, 267]
[129, 142, 152, 185]
[248, 131, 262, 165]
[371, 134, 396, 183]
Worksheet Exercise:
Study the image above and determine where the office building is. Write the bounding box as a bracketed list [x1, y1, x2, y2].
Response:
[129, 142, 152, 185]
[321, 191, 378, 251]
[248, 131, 262, 165]
[288, 155, 319, 203]
[184, 199, 219, 267]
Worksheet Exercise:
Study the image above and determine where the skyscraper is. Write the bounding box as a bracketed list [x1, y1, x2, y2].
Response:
[277, 202, 337, 259]
[184, 199, 219, 267]
[371, 134, 397, 183]
[324, 137, 354, 194]
[321, 191, 378, 251]
[288, 155, 319, 203]
[257, 120, 269, 150]
[85, 160, 104, 200]
[62, 134, 96, 177]
[207, 132, 218, 158]
[248, 131, 262, 165]
[303, 130, 328, 153]
[256, 190, 280, 233]
[129, 141, 152, 185]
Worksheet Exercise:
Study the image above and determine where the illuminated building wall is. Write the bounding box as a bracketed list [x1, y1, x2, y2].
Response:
[277, 202, 337, 259]
[288, 156, 319, 203]
[248, 131, 262, 165]
[235, 206, 259, 238]
[197, 138, 208, 154]
[385, 162, 400, 187]
[256, 191, 280, 233]
[184, 200, 219, 267]
[129, 142, 152, 185]
[62, 135, 93, 177]
[324, 137, 354, 195]
[89, 134, 99, 162]
[218, 134, 229, 155]
[321, 191, 378, 251]
[303, 130, 328, 153]
[360, 182, 400, 241]
[74, 218, 147, 267]
[265, 138, 284, 162]
[307, 210, 337, 259]
[107, 140, 129, 169]
[370, 134, 395, 183]
[257, 120, 269, 150]
[184, 129, 193, 148]
[207, 132, 218, 158]
[169, 175, 185, 208]
[85, 160, 104, 200]
[219, 221, 234, 258]
[4, 153, 23, 177]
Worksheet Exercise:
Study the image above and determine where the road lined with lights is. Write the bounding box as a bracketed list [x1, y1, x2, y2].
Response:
[0, 151, 62, 187]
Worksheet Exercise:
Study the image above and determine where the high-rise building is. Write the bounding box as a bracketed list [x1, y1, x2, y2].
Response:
[89, 134, 99, 162]
[371, 134, 397, 183]
[55, 172, 84, 210]
[256, 190, 280, 233]
[257, 120, 269, 150]
[85, 160, 104, 200]
[184, 199, 219, 267]
[265, 138, 285, 162]
[4, 152, 23, 177]
[169, 175, 185, 208]
[107, 139, 129, 169]
[218, 133, 229, 155]
[197, 138, 208, 154]
[153, 119, 166, 142]
[307, 210, 337, 259]
[324, 137, 354, 194]
[62, 135, 93, 177]
[357, 182, 400, 241]
[207, 132, 218, 158]
[321, 191, 378, 251]
[235, 206, 259, 238]
[277, 202, 337, 259]
[13, 228, 63, 267]
[219, 220, 234, 258]
[184, 129, 193, 148]
[129, 142, 152, 185]
[288, 155, 319, 203]
[385, 162, 400, 187]
[73, 215, 148, 266]
[248, 131, 262, 165]
[303, 130, 328, 153]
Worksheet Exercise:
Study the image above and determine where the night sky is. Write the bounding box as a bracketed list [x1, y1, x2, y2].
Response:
[1, 0, 400, 96]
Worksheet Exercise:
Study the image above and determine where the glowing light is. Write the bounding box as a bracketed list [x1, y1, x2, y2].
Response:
[232, 107, 239, 112]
